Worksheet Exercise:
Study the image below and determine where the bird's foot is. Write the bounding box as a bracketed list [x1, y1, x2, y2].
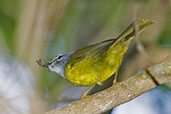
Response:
[112, 80, 118, 86]
[81, 95, 90, 99]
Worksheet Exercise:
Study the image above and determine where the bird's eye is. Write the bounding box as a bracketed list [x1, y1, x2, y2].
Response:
[57, 55, 63, 60]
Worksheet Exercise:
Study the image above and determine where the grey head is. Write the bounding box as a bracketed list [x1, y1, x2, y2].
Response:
[37, 52, 72, 78]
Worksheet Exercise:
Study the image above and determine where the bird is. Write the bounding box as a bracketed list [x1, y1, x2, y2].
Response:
[37, 18, 155, 99]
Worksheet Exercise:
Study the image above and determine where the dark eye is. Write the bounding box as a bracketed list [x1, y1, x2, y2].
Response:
[57, 55, 63, 60]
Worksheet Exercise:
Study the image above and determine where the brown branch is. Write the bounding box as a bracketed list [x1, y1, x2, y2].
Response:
[46, 56, 171, 114]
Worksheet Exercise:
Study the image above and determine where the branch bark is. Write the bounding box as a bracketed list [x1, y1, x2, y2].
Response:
[46, 56, 171, 114]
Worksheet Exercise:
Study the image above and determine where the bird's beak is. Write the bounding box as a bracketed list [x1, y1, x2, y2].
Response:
[36, 59, 55, 68]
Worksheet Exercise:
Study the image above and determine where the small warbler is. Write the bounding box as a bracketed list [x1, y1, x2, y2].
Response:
[37, 19, 155, 99]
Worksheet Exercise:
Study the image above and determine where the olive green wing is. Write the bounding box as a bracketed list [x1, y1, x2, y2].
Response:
[68, 39, 116, 64]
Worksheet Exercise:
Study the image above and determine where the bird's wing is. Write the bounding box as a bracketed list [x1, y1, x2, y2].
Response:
[68, 39, 116, 64]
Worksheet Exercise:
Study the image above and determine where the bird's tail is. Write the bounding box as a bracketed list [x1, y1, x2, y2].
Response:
[108, 19, 155, 57]
[115, 18, 156, 43]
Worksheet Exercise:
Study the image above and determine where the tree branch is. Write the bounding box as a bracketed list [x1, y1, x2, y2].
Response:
[46, 56, 171, 114]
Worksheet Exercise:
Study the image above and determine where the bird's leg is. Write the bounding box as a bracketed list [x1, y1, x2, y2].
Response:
[81, 82, 96, 99]
[113, 71, 118, 85]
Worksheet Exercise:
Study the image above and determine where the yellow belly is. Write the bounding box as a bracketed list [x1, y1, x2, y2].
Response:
[64, 55, 122, 86]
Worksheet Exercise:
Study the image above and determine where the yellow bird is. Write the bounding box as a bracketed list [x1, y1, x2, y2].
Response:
[37, 19, 155, 99]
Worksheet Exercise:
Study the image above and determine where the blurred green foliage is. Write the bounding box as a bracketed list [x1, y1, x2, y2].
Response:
[0, 0, 20, 51]
[157, 10, 171, 46]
